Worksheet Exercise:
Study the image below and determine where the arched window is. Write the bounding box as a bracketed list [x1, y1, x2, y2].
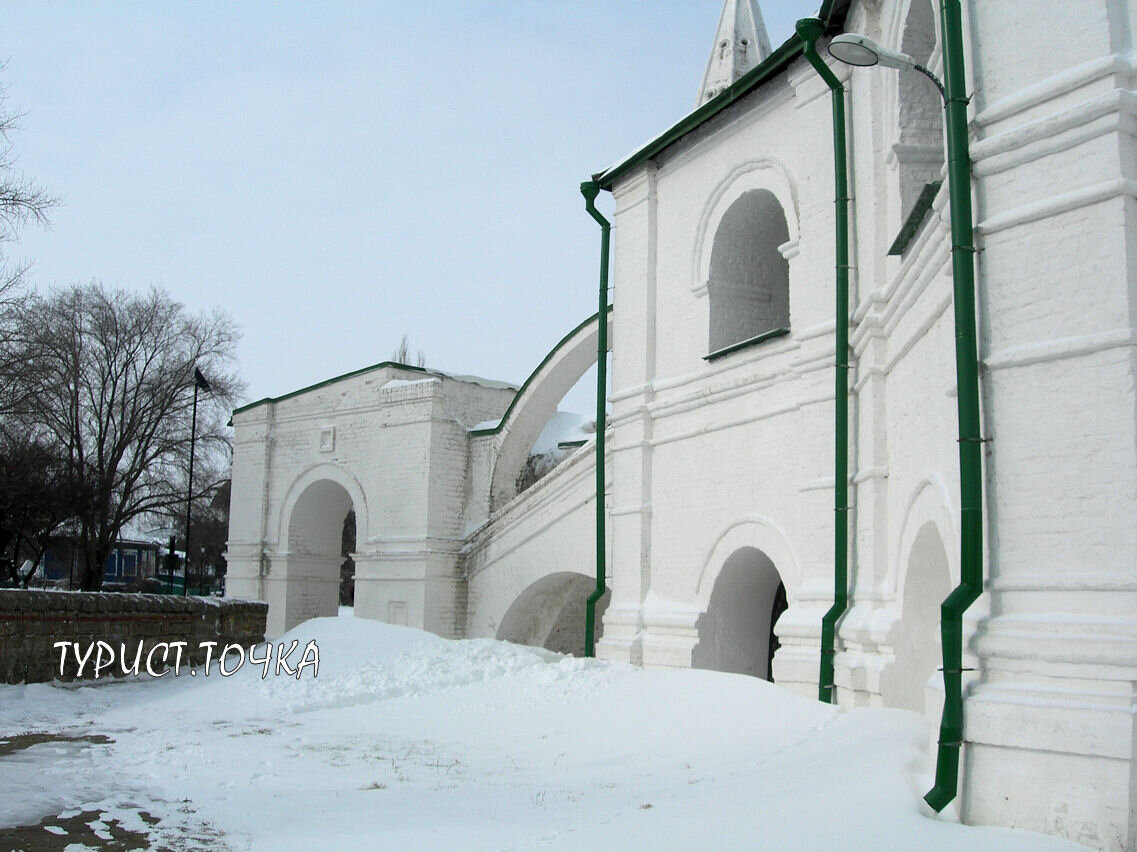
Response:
[707, 189, 791, 354]
[896, 0, 944, 226]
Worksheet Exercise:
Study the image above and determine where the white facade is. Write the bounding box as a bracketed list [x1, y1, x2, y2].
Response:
[225, 365, 516, 639]
[228, 0, 1137, 846]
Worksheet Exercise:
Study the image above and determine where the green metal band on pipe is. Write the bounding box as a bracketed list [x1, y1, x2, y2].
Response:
[581, 180, 610, 659]
[925, 0, 984, 813]
[796, 17, 851, 705]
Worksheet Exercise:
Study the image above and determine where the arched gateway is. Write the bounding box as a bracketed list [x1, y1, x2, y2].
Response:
[226, 313, 608, 640]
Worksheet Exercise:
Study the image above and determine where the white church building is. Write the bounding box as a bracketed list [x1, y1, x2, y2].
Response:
[227, 0, 1137, 847]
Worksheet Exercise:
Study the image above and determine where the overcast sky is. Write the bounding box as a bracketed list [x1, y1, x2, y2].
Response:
[4, 1, 821, 413]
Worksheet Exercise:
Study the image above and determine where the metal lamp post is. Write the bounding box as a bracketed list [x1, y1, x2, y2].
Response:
[826, 1, 983, 813]
[183, 366, 211, 596]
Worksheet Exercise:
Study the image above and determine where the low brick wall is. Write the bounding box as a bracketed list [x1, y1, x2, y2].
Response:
[0, 590, 268, 684]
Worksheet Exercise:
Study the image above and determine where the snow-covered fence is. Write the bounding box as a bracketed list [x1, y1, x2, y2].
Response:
[0, 590, 267, 683]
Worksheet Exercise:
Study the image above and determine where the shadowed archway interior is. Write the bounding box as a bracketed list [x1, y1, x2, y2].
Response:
[496, 572, 611, 657]
[693, 546, 787, 680]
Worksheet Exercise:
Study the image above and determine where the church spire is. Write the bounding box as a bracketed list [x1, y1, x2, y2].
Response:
[696, 0, 772, 107]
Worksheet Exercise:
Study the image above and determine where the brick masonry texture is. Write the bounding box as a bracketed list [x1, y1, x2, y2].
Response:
[0, 590, 268, 684]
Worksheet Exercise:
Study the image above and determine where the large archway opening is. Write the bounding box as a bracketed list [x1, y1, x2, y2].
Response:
[884, 521, 951, 713]
[496, 572, 610, 657]
[707, 189, 790, 353]
[692, 547, 787, 680]
[285, 478, 356, 624]
[489, 312, 610, 511]
[514, 356, 610, 497]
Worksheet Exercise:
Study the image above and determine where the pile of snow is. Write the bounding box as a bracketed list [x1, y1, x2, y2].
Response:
[0, 613, 1087, 851]
[531, 411, 594, 455]
[380, 377, 441, 390]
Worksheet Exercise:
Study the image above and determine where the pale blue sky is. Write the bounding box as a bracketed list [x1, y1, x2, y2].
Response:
[4, 1, 821, 412]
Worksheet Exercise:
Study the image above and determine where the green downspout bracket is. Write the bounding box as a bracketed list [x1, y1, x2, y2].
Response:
[581, 180, 610, 658]
[925, 0, 984, 813]
[796, 17, 851, 705]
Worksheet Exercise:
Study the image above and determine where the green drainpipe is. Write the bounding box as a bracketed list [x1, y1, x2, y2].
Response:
[925, 0, 983, 812]
[795, 17, 850, 705]
[581, 180, 610, 658]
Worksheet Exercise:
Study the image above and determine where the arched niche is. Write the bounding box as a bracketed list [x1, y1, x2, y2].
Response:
[882, 478, 958, 713]
[892, 0, 945, 225]
[691, 161, 799, 354]
[884, 521, 952, 712]
[706, 189, 791, 352]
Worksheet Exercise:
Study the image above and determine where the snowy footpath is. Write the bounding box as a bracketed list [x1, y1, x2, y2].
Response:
[1, 611, 1088, 851]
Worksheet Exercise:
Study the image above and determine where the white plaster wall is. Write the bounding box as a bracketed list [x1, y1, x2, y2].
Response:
[598, 0, 1137, 845]
[465, 443, 602, 643]
[954, 1, 1137, 845]
[602, 49, 859, 700]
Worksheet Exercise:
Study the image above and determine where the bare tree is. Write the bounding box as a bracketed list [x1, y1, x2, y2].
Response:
[0, 426, 83, 586]
[0, 69, 58, 303]
[0, 68, 59, 422]
[3, 283, 242, 589]
[391, 333, 426, 367]
[0, 67, 63, 586]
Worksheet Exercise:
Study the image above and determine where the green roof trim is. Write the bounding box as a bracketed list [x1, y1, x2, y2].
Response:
[592, 0, 850, 190]
[888, 181, 943, 256]
[469, 304, 613, 438]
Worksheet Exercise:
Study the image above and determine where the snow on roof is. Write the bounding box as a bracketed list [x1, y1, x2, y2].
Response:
[380, 377, 441, 389]
[440, 372, 518, 392]
[531, 411, 595, 455]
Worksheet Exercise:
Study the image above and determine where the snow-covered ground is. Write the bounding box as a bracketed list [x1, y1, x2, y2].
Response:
[1, 610, 1088, 851]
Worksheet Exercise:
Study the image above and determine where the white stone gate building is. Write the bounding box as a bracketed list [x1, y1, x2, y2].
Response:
[228, 0, 1137, 846]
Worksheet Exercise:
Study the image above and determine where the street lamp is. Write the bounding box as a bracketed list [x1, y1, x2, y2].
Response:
[828, 33, 945, 98]
[826, 5, 983, 815]
[183, 366, 211, 596]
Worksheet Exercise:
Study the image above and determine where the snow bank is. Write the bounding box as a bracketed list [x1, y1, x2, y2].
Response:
[0, 613, 1089, 851]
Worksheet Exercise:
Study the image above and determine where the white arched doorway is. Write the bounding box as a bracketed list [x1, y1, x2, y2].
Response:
[264, 467, 367, 636]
